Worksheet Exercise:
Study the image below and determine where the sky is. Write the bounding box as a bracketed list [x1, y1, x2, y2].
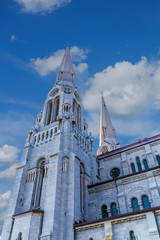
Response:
[1, 0, 160, 235]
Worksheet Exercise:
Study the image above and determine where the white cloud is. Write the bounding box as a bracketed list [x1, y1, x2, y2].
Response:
[30, 46, 89, 76]
[14, 0, 71, 14]
[10, 35, 16, 41]
[83, 56, 160, 139]
[0, 145, 19, 166]
[0, 191, 11, 232]
[73, 63, 88, 74]
[0, 164, 17, 180]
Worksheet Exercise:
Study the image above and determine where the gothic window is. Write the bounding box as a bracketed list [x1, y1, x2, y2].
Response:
[130, 231, 136, 240]
[142, 195, 151, 209]
[143, 159, 149, 170]
[101, 204, 108, 218]
[131, 198, 140, 212]
[131, 163, 136, 173]
[53, 97, 60, 122]
[45, 100, 53, 125]
[110, 168, 120, 179]
[156, 155, 160, 166]
[110, 203, 118, 216]
[136, 157, 142, 171]
[80, 163, 85, 212]
[32, 159, 45, 208]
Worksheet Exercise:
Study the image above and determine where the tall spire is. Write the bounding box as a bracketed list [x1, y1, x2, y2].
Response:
[97, 94, 120, 155]
[56, 46, 76, 86]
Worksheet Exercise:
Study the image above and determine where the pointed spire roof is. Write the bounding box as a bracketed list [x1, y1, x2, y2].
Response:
[60, 46, 74, 74]
[56, 46, 76, 86]
[98, 94, 119, 154]
[100, 94, 114, 132]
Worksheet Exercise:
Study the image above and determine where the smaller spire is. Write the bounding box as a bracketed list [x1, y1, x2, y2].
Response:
[56, 46, 76, 86]
[97, 94, 120, 155]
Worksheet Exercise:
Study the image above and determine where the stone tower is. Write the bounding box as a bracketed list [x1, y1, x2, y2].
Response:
[97, 94, 120, 155]
[1, 47, 98, 240]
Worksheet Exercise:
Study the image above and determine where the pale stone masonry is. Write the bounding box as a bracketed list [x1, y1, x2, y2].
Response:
[2, 47, 160, 240]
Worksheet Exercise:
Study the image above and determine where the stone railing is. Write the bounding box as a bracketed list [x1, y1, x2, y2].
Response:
[32, 125, 60, 146]
[73, 126, 93, 152]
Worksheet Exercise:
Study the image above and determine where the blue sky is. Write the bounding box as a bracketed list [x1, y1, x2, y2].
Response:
[1, 0, 160, 235]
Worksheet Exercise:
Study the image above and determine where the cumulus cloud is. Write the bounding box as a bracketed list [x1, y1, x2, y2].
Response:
[30, 46, 89, 76]
[0, 191, 11, 232]
[83, 56, 160, 139]
[0, 164, 17, 180]
[0, 145, 19, 166]
[14, 0, 71, 14]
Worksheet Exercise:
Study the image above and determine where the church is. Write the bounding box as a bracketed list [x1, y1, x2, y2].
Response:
[2, 46, 160, 240]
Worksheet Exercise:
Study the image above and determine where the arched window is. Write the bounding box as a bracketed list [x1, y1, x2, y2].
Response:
[143, 159, 149, 170]
[156, 155, 160, 166]
[80, 163, 85, 212]
[45, 100, 53, 125]
[32, 159, 45, 208]
[130, 231, 136, 240]
[136, 157, 142, 171]
[101, 205, 108, 218]
[53, 97, 60, 122]
[110, 203, 118, 216]
[131, 163, 136, 173]
[131, 198, 140, 212]
[142, 195, 151, 209]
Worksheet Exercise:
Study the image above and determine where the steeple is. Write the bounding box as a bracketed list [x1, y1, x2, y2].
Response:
[56, 46, 76, 87]
[97, 94, 120, 155]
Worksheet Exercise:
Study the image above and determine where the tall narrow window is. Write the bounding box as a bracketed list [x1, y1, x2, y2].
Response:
[53, 97, 60, 122]
[111, 203, 118, 216]
[131, 198, 140, 212]
[143, 159, 149, 170]
[45, 101, 52, 125]
[73, 99, 77, 125]
[101, 205, 108, 218]
[130, 231, 136, 240]
[136, 157, 142, 171]
[142, 195, 151, 209]
[77, 105, 81, 130]
[131, 163, 136, 173]
[156, 155, 160, 166]
[32, 159, 45, 208]
[80, 163, 85, 212]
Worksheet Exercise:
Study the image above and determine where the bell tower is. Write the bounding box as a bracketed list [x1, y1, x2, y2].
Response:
[1, 47, 98, 240]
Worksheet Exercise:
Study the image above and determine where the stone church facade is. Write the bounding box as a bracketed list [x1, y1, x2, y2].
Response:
[2, 47, 160, 240]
